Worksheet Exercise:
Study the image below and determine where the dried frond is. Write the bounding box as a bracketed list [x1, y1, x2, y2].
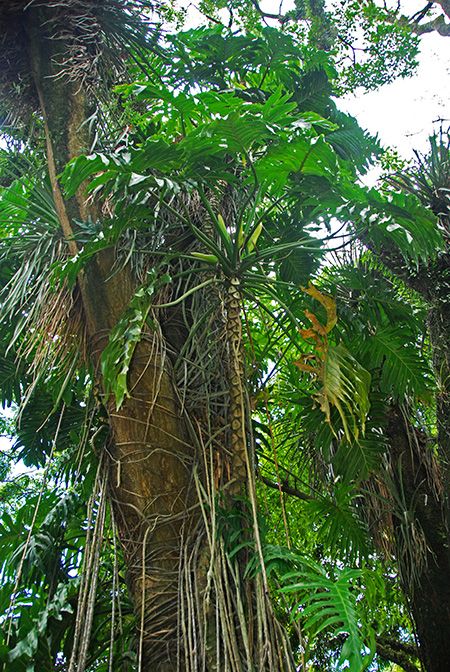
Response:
[0, 0, 163, 129]
[362, 475, 396, 559]
[1, 224, 87, 416]
[19, 282, 87, 407]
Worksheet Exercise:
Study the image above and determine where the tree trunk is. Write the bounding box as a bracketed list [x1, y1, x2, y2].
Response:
[428, 280, 450, 530]
[26, 9, 199, 668]
[368, 225, 450, 670]
[387, 407, 450, 672]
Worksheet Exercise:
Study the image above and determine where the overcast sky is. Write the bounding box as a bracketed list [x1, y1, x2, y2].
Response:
[257, 0, 450, 156]
[341, 31, 450, 157]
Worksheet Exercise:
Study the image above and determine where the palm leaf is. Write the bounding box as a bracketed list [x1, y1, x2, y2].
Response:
[333, 432, 387, 484]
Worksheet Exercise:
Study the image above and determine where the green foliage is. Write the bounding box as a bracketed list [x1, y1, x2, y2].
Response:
[0, 6, 438, 672]
[333, 0, 420, 91]
[320, 343, 371, 443]
[265, 547, 377, 671]
[101, 271, 170, 409]
[8, 583, 74, 668]
[308, 484, 370, 561]
[359, 326, 433, 401]
[388, 129, 450, 229]
[194, 0, 420, 92]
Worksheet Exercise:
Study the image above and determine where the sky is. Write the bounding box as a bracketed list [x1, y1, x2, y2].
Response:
[341, 30, 450, 157]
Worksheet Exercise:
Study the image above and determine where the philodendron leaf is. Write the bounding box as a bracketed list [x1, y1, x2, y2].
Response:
[101, 272, 171, 409]
[359, 326, 434, 401]
[279, 558, 375, 671]
[9, 583, 73, 666]
[295, 286, 371, 442]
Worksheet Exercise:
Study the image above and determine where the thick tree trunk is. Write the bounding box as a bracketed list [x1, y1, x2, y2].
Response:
[83, 257, 198, 669]
[369, 230, 450, 669]
[387, 407, 450, 672]
[26, 10, 199, 668]
[428, 289, 450, 528]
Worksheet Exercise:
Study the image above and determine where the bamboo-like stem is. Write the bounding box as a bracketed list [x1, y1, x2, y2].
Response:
[225, 277, 249, 491]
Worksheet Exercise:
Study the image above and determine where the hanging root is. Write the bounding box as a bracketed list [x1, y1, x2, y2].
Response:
[167, 276, 297, 671]
[66, 271, 297, 671]
[68, 455, 108, 672]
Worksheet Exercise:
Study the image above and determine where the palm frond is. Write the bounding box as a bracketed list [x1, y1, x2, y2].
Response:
[332, 433, 386, 484]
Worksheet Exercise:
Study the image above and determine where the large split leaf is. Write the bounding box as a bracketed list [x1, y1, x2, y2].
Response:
[279, 556, 375, 671]
[9, 583, 74, 668]
[101, 272, 170, 409]
[359, 326, 433, 401]
[317, 343, 371, 443]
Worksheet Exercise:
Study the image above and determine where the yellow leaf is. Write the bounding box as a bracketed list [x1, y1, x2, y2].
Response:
[217, 213, 228, 238]
[304, 309, 328, 337]
[294, 360, 318, 374]
[302, 282, 337, 333]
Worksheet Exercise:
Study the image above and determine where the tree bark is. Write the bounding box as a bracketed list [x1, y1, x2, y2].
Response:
[367, 220, 450, 671]
[26, 8, 199, 668]
[387, 406, 450, 672]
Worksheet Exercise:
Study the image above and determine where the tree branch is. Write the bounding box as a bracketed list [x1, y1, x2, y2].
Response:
[376, 636, 419, 672]
[413, 13, 450, 36]
[378, 635, 419, 658]
[435, 0, 450, 21]
[411, 2, 434, 24]
[370, 0, 450, 38]
[259, 475, 314, 501]
[249, 0, 283, 21]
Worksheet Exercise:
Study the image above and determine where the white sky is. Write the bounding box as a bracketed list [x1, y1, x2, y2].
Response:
[341, 31, 450, 157]
[185, 0, 450, 158]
